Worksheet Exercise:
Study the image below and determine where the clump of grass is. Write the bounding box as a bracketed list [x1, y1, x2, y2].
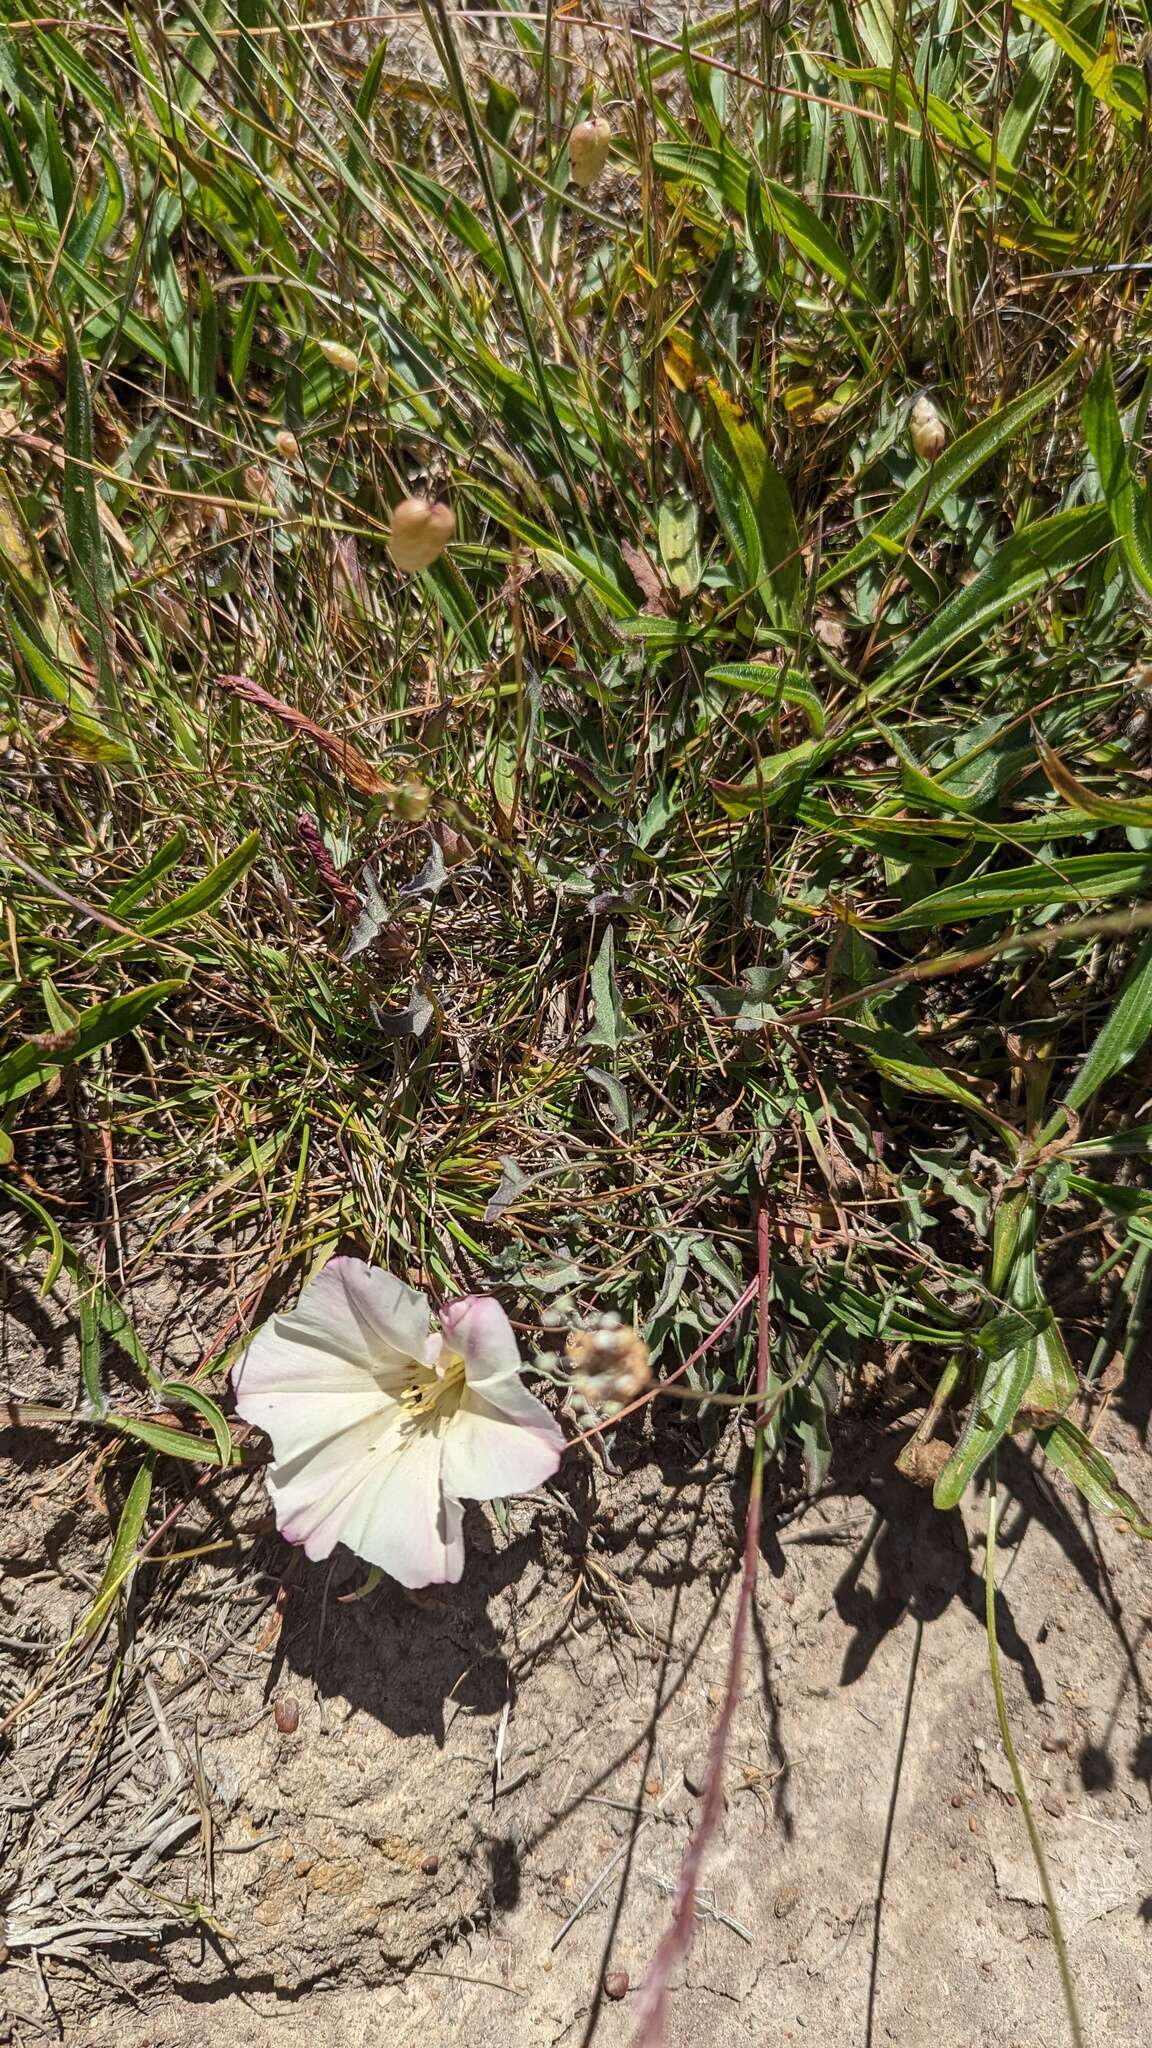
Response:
[3, 0, 1152, 2027]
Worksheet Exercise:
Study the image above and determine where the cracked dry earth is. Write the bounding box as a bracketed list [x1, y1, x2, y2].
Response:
[3, 1302, 1150, 2048]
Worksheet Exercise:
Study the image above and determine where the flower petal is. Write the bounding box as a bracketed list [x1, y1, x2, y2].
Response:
[441, 1383, 563, 1501]
[287, 1257, 430, 1378]
[272, 1422, 464, 1587]
[441, 1294, 522, 1388]
[232, 1258, 430, 1458]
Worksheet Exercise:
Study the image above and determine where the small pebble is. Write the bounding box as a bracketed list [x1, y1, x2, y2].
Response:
[604, 1970, 629, 2001]
[274, 1695, 300, 1734]
[773, 1884, 800, 1919]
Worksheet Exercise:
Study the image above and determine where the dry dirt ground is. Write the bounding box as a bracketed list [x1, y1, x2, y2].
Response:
[2, 1261, 1150, 2048]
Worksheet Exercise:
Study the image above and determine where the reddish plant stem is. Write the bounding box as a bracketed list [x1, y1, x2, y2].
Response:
[628, 1204, 772, 2048]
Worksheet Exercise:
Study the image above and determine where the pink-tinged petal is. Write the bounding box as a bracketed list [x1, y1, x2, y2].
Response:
[441, 1294, 522, 1389]
[232, 1258, 430, 1448]
[273, 1422, 463, 1587]
[286, 1257, 430, 1379]
[441, 1384, 563, 1501]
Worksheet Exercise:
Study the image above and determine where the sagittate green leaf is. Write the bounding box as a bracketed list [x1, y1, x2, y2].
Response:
[1038, 1417, 1152, 1537]
[584, 925, 630, 1052]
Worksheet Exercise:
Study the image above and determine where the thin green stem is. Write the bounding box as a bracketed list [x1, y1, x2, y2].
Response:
[985, 1462, 1085, 2048]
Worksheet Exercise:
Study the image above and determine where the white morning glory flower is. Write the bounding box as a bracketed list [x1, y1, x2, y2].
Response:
[232, 1257, 564, 1588]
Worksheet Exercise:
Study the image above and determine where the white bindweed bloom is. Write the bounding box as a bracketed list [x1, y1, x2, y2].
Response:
[233, 1258, 564, 1588]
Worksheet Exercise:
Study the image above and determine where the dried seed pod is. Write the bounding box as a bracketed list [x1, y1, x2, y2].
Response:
[909, 392, 947, 463]
[388, 496, 456, 573]
[319, 339, 360, 375]
[274, 1695, 300, 1734]
[569, 115, 613, 190]
[604, 1970, 629, 2001]
[566, 1322, 651, 1407]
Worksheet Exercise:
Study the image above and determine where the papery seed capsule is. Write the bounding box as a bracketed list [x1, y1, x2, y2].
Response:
[566, 1323, 651, 1407]
[388, 496, 455, 573]
[909, 392, 947, 462]
[319, 339, 360, 375]
[275, 430, 300, 461]
[274, 1695, 300, 1734]
[569, 116, 613, 190]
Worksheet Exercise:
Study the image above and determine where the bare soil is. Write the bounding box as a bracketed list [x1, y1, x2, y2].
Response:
[2, 1261, 1150, 2048]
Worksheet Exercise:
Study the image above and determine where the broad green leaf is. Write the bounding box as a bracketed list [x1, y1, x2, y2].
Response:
[5, 607, 130, 763]
[651, 143, 861, 294]
[0, 978, 185, 1108]
[933, 1306, 1048, 1510]
[1038, 1417, 1152, 1536]
[104, 1414, 225, 1464]
[705, 663, 826, 734]
[874, 506, 1112, 692]
[820, 353, 1081, 590]
[84, 1455, 154, 1639]
[1081, 352, 1152, 602]
[108, 830, 190, 916]
[843, 1024, 1015, 1138]
[137, 831, 260, 936]
[1034, 731, 1152, 826]
[161, 1379, 234, 1465]
[3, 1182, 65, 1295]
[699, 380, 801, 623]
[1013, 0, 1147, 119]
[1039, 931, 1152, 1141]
[870, 850, 1152, 930]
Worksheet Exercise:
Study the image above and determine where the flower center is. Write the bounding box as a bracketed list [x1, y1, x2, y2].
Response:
[398, 1347, 466, 1427]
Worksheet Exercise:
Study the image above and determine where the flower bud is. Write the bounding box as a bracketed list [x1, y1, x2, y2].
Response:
[388, 496, 455, 573]
[569, 116, 613, 190]
[391, 779, 432, 823]
[909, 392, 947, 463]
[319, 339, 360, 375]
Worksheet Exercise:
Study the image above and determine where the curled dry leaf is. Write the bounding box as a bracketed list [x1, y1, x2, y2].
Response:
[569, 115, 612, 189]
[388, 496, 455, 573]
